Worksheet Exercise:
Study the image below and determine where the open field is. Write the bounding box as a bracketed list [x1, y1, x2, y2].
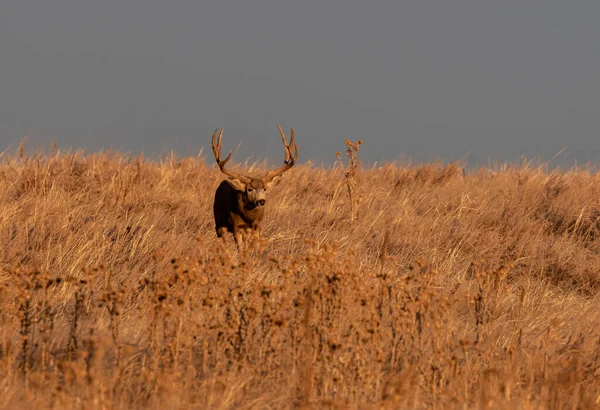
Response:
[0, 146, 599, 409]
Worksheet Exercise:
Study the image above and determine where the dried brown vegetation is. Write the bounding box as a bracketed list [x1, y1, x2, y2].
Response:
[0, 148, 599, 409]
[336, 139, 363, 221]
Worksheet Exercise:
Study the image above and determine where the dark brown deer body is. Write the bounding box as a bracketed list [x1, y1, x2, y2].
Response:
[213, 179, 267, 245]
[211, 125, 298, 250]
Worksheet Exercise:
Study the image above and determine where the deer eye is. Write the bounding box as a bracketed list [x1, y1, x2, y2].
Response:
[247, 188, 253, 192]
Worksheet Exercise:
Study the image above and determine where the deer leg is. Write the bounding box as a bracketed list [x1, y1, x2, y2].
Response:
[252, 226, 261, 247]
[216, 227, 228, 239]
[243, 227, 258, 257]
[233, 228, 244, 254]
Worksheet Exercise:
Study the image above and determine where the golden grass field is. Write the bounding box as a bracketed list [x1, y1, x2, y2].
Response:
[0, 144, 599, 409]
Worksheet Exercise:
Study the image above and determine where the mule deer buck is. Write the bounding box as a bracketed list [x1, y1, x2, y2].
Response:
[212, 124, 298, 251]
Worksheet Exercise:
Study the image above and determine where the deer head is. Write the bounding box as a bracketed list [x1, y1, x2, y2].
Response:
[211, 125, 298, 207]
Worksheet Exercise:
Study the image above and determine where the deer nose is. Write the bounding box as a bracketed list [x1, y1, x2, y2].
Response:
[258, 199, 266, 206]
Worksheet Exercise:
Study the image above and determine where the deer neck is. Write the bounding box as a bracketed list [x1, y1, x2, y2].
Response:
[236, 192, 264, 226]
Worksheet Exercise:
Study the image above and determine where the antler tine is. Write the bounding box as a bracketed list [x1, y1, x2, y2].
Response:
[263, 124, 299, 182]
[211, 128, 250, 183]
[211, 129, 232, 165]
[277, 124, 292, 162]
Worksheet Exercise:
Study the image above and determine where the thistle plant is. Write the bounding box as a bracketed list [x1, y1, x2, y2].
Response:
[336, 139, 363, 221]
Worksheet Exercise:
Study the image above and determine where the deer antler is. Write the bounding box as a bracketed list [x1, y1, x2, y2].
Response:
[262, 124, 299, 182]
[211, 129, 251, 183]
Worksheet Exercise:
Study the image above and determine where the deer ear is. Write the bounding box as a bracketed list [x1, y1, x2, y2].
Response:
[265, 176, 282, 190]
[227, 178, 247, 191]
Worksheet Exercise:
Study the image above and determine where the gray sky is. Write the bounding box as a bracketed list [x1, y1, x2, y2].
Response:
[1, 0, 599, 167]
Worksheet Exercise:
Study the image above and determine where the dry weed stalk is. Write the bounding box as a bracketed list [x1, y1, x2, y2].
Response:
[336, 139, 363, 221]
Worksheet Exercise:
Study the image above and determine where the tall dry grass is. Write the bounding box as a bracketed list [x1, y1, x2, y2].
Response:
[0, 146, 599, 409]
